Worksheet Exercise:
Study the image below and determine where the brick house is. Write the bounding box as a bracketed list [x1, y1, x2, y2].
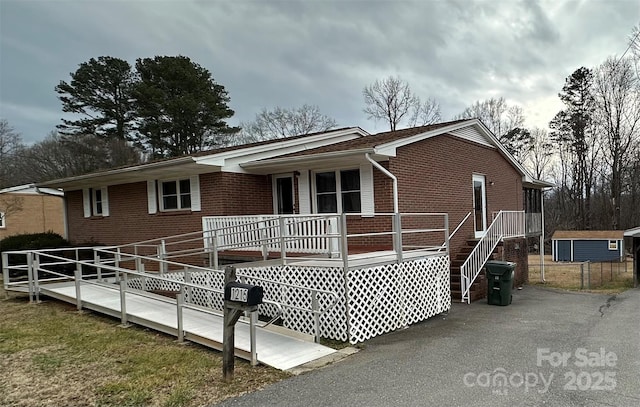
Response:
[38, 119, 548, 303]
[0, 184, 66, 240]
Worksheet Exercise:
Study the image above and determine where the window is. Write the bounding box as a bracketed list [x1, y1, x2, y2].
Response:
[147, 176, 201, 214]
[608, 240, 618, 251]
[314, 169, 361, 213]
[92, 189, 103, 216]
[0, 212, 5, 228]
[160, 179, 191, 211]
[83, 187, 109, 218]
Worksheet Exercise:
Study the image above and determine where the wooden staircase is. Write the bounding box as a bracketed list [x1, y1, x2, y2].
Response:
[450, 238, 499, 302]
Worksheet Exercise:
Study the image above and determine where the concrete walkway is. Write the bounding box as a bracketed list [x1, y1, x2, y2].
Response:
[216, 286, 640, 407]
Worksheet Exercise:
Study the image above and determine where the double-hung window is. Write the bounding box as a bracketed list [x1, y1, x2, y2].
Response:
[160, 179, 191, 211]
[608, 240, 618, 251]
[147, 175, 201, 214]
[92, 189, 104, 216]
[83, 187, 109, 217]
[315, 169, 361, 213]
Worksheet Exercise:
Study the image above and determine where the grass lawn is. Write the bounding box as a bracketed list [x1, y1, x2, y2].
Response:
[0, 280, 289, 407]
[528, 255, 634, 294]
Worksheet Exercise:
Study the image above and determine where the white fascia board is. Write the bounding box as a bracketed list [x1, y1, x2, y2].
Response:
[36, 157, 197, 190]
[240, 148, 377, 171]
[197, 127, 369, 166]
[210, 130, 370, 173]
[624, 227, 640, 237]
[375, 120, 479, 155]
[377, 119, 547, 188]
[0, 183, 37, 194]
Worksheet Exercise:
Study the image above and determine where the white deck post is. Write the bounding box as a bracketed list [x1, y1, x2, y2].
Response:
[1, 252, 9, 294]
[176, 289, 184, 343]
[119, 277, 130, 327]
[33, 252, 40, 303]
[74, 262, 82, 311]
[328, 217, 340, 258]
[250, 310, 258, 366]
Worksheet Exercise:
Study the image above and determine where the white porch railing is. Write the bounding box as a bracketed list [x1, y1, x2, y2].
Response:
[202, 214, 339, 256]
[460, 210, 525, 303]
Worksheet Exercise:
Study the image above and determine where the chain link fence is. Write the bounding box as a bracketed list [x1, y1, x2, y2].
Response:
[529, 255, 633, 290]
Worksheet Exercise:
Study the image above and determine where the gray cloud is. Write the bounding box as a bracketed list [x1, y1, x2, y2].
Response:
[1, 0, 638, 142]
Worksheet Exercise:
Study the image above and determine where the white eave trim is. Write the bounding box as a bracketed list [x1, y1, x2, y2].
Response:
[624, 227, 640, 237]
[374, 119, 549, 188]
[37, 157, 197, 189]
[241, 148, 377, 170]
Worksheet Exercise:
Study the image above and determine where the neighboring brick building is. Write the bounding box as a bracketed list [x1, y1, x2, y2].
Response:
[39, 119, 548, 300]
[0, 184, 65, 239]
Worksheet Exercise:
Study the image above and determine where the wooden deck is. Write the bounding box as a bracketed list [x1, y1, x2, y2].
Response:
[38, 280, 337, 371]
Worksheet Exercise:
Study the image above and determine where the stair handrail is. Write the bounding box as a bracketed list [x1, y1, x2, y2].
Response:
[459, 210, 525, 303]
[449, 211, 472, 241]
[437, 211, 472, 253]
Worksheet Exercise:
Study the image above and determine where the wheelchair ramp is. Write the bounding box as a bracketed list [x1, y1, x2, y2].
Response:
[41, 281, 337, 371]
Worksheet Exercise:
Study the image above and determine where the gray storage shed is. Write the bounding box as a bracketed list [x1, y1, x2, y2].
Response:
[552, 230, 625, 262]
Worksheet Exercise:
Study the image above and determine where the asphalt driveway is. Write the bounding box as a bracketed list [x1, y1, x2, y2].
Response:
[216, 286, 640, 407]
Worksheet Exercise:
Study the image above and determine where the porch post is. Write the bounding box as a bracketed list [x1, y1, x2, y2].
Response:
[540, 189, 546, 282]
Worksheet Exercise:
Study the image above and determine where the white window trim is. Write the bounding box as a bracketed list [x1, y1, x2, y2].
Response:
[608, 240, 618, 251]
[156, 175, 201, 212]
[159, 178, 192, 211]
[312, 167, 362, 214]
[0, 211, 5, 228]
[82, 187, 109, 217]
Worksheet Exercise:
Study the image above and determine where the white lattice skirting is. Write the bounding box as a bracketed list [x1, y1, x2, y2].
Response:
[127, 254, 451, 344]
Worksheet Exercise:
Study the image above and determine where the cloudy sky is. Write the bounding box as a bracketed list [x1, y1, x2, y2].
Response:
[1, 0, 638, 144]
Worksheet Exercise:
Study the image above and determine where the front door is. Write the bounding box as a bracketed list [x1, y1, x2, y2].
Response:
[472, 174, 487, 238]
[275, 175, 294, 214]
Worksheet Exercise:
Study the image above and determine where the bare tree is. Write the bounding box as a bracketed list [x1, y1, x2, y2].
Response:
[0, 119, 25, 188]
[408, 97, 442, 127]
[363, 76, 419, 131]
[455, 97, 525, 137]
[593, 56, 640, 229]
[0, 195, 24, 221]
[239, 104, 337, 144]
[14, 131, 142, 182]
[524, 127, 554, 180]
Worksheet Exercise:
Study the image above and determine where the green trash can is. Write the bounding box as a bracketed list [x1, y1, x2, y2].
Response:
[486, 260, 516, 306]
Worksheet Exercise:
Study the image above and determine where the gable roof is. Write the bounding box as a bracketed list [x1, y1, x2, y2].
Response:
[36, 118, 552, 190]
[552, 230, 625, 240]
[242, 118, 552, 188]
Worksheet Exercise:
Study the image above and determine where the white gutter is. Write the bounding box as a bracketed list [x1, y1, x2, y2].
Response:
[241, 148, 376, 169]
[365, 153, 398, 213]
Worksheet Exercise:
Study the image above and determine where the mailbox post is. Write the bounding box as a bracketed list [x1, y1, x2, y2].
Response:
[222, 266, 263, 382]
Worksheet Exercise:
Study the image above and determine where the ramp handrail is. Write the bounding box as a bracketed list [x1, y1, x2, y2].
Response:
[4, 247, 339, 342]
[459, 210, 525, 303]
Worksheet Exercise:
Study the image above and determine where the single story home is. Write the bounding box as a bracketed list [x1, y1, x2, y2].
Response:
[551, 230, 625, 262]
[0, 184, 66, 239]
[38, 119, 549, 303]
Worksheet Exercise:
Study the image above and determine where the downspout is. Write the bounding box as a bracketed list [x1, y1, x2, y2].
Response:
[365, 153, 398, 213]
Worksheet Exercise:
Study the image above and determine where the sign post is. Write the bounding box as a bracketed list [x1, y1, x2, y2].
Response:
[222, 266, 263, 382]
